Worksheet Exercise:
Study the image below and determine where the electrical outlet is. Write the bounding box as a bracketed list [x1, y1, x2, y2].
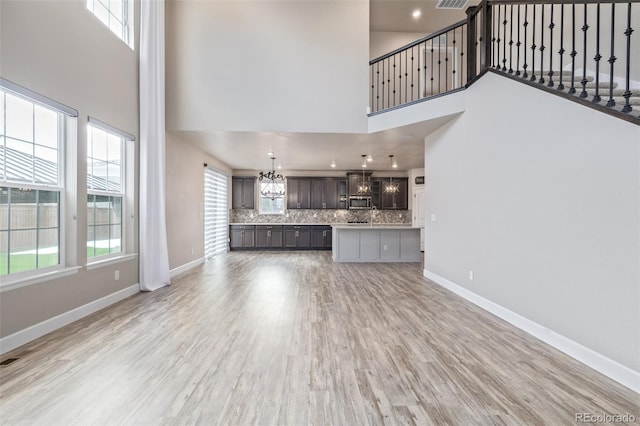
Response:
[468, 270, 474, 281]
[115, 270, 120, 281]
[383, 244, 388, 251]
[431, 213, 437, 222]
[313, 213, 317, 217]
[398, 213, 402, 218]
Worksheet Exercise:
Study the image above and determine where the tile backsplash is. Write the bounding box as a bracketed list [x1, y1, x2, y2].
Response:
[229, 209, 412, 225]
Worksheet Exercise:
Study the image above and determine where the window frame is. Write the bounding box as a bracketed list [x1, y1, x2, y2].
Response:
[0, 85, 72, 282]
[86, 121, 129, 262]
[258, 180, 286, 215]
[86, 0, 134, 49]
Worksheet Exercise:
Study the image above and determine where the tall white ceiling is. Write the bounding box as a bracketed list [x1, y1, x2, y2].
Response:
[170, 0, 470, 173]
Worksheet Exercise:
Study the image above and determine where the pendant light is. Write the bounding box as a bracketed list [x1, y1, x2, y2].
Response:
[384, 155, 399, 194]
[356, 154, 370, 194]
[258, 156, 285, 200]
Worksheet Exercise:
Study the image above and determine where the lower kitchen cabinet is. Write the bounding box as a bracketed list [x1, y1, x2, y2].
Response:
[311, 226, 332, 248]
[284, 226, 311, 248]
[255, 225, 283, 248]
[229, 225, 255, 249]
[231, 225, 330, 250]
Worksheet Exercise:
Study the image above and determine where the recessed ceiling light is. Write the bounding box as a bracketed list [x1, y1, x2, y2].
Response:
[277, 165, 282, 170]
[412, 9, 421, 18]
[366, 155, 373, 162]
[330, 161, 336, 168]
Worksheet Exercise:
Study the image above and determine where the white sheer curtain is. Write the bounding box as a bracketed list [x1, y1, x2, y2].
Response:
[139, 0, 170, 291]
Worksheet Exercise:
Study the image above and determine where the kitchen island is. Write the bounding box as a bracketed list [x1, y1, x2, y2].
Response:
[331, 224, 421, 263]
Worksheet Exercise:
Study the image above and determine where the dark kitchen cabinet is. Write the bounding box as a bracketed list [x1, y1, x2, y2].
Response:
[311, 226, 332, 249]
[229, 225, 256, 249]
[371, 177, 408, 210]
[347, 172, 372, 196]
[287, 178, 311, 209]
[232, 177, 255, 209]
[284, 225, 311, 248]
[255, 225, 283, 248]
[311, 178, 340, 209]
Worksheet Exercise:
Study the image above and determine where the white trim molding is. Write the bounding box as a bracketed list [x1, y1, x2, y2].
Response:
[0, 284, 140, 355]
[170, 257, 204, 278]
[423, 269, 640, 394]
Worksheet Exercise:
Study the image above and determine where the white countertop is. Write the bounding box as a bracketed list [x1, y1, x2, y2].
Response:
[331, 224, 417, 230]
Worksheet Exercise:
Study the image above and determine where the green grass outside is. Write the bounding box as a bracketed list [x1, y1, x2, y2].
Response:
[0, 247, 114, 276]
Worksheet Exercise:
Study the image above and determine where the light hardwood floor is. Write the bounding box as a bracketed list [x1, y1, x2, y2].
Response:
[1, 251, 638, 425]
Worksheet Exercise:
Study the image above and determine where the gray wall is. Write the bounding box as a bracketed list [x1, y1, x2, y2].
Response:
[424, 72, 640, 372]
[165, 132, 232, 271]
[165, 0, 369, 134]
[0, 0, 139, 337]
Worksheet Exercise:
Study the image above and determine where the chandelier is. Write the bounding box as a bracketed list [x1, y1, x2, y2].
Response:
[356, 154, 370, 194]
[383, 155, 399, 194]
[258, 156, 285, 200]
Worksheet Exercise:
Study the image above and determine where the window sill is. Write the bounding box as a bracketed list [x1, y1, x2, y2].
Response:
[85, 253, 138, 270]
[0, 266, 82, 293]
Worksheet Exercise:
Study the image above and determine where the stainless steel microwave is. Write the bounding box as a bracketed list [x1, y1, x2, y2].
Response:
[349, 196, 371, 209]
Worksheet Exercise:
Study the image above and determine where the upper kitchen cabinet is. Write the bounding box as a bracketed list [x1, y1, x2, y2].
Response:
[371, 177, 409, 210]
[347, 172, 372, 196]
[310, 178, 347, 209]
[287, 178, 311, 209]
[232, 177, 255, 209]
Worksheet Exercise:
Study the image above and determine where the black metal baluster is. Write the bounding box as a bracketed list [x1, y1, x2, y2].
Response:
[531, 4, 537, 82]
[558, 4, 565, 90]
[580, 2, 589, 98]
[508, 5, 514, 73]
[393, 54, 396, 107]
[547, 4, 555, 86]
[502, 5, 508, 71]
[438, 35, 442, 93]
[622, 2, 634, 112]
[376, 62, 380, 111]
[523, 4, 529, 78]
[539, 3, 545, 84]
[411, 46, 415, 102]
[371, 64, 374, 112]
[452, 28, 457, 88]
[607, 3, 616, 107]
[516, 5, 521, 76]
[445, 31, 449, 92]
[593, 2, 602, 103]
[405, 48, 408, 104]
[607, 3, 618, 106]
[431, 39, 435, 96]
[387, 58, 391, 107]
[460, 26, 464, 87]
[495, 5, 501, 68]
[569, 3, 577, 94]
[423, 41, 427, 99]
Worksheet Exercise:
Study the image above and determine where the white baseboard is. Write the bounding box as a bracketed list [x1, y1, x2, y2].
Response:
[0, 284, 140, 355]
[170, 257, 204, 278]
[423, 269, 640, 394]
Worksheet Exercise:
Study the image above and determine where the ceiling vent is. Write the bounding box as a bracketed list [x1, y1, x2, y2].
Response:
[436, 0, 469, 9]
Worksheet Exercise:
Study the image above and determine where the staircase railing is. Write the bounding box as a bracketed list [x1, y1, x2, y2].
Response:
[369, 0, 639, 124]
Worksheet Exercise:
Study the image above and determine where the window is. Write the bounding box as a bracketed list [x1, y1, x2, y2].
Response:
[204, 166, 228, 259]
[259, 181, 285, 215]
[1, 89, 64, 276]
[86, 0, 133, 48]
[87, 123, 125, 259]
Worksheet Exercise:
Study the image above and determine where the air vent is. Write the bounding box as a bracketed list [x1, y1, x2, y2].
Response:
[436, 0, 469, 9]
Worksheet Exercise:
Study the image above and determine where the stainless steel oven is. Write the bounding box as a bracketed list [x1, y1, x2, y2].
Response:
[348, 196, 371, 209]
